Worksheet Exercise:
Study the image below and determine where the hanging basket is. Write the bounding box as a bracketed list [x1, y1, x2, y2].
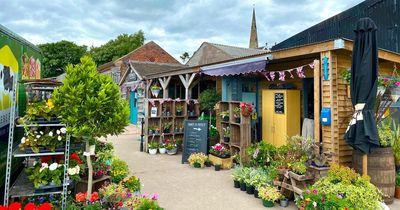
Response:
[242, 110, 251, 117]
[137, 88, 144, 97]
[390, 86, 400, 102]
[151, 88, 161, 97]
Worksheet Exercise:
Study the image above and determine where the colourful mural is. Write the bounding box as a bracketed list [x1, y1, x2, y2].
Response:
[0, 45, 18, 129]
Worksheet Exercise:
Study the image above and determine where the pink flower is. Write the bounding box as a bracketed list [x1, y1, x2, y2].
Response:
[142, 192, 149, 198]
[312, 189, 318, 194]
[383, 77, 390, 82]
[395, 81, 400, 87]
[151, 193, 159, 200]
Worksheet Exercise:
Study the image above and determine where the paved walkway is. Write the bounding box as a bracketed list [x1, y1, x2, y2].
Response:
[108, 125, 399, 210]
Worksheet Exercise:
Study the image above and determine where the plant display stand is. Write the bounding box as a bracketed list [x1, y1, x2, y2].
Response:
[208, 154, 233, 169]
[288, 171, 314, 199]
[3, 80, 71, 209]
[217, 101, 251, 164]
[75, 175, 111, 194]
[144, 99, 199, 151]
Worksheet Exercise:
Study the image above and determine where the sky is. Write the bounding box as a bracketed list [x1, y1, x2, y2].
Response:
[0, 0, 364, 62]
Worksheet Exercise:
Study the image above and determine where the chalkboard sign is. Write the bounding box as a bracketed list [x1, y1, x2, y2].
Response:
[181, 120, 209, 164]
[274, 93, 285, 114]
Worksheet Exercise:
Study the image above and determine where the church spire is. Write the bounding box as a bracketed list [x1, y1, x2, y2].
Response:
[249, 6, 259, 49]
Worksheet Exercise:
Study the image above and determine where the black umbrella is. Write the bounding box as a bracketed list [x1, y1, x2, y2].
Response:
[345, 18, 379, 175]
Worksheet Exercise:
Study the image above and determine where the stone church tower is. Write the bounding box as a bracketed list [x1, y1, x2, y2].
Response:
[249, 7, 259, 49]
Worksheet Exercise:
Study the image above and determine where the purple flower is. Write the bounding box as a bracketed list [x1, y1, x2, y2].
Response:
[306, 189, 311, 194]
[151, 193, 159, 200]
[142, 192, 149, 198]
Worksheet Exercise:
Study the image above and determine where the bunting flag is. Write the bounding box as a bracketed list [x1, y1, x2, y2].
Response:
[262, 62, 314, 82]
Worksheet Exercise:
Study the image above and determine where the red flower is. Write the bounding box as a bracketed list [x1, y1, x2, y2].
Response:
[71, 153, 83, 164]
[40, 156, 52, 163]
[38, 203, 52, 210]
[24, 202, 36, 210]
[0, 205, 8, 210]
[118, 202, 123, 207]
[9, 202, 21, 210]
[76, 192, 87, 203]
[90, 192, 99, 202]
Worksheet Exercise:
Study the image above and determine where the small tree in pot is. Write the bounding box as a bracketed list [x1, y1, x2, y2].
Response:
[52, 56, 129, 199]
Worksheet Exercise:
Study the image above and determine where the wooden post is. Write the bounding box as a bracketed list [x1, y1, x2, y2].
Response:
[313, 60, 321, 150]
[85, 139, 93, 200]
[158, 76, 171, 99]
[179, 73, 196, 99]
[362, 154, 368, 175]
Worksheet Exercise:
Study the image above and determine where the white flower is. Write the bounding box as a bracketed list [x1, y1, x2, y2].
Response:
[21, 137, 26, 144]
[58, 136, 62, 141]
[36, 135, 41, 139]
[56, 130, 61, 135]
[34, 139, 37, 142]
[40, 163, 48, 172]
[75, 165, 80, 174]
[40, 131, 44, 135]
[48, 131, 53, 137]
[49, 163, 58, 171]
[33, 161, 37, 166]
[26, 138, 29, 142]
[313, 201, 317, 207]
[68, 167, 76, 175]
[60, 127, 67, 134]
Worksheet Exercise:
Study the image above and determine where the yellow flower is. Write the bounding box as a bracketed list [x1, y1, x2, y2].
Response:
[46, 99, 55, 109]
[305, 198, 311, 202]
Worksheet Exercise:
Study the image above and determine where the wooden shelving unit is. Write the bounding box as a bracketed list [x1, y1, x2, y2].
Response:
[218, 101, 251, 164]
[145, 99, 199, 151]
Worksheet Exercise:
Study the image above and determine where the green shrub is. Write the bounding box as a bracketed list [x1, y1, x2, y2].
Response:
[110, 157, 129, 183]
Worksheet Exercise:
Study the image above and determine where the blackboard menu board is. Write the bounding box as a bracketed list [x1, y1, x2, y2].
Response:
[181, 120, 209, 164]
[274, 93, 285, 114]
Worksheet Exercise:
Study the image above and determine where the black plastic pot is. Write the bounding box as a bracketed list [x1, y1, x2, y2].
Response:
[223, 137, 230, 143]
[205, 161, 211, 167]
[235, 118, 240, 123]
[193, 162, 201, 168]
[254, 189, 259, 198]
[215, 165, 221, 171]
[246, 185, 254, 194]
[163, 129, 170, 133]
[234, 180, 240, 188]
[240, 182, 246, 191]
[176, 111, 182, 116]
[223, 116, 229, 122]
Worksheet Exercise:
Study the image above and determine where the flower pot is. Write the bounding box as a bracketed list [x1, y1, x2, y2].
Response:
[223, 137, 230, 143]
[262, 200, 274, 208]
[188, 111, 195, 117]
[176, 111, 182, 116]
[89, 145, 96, 155]
[151, 89, 161, 97]
[205, 161, 211, 167]
[254, 189, 259, 198]
[235, 118, 240, 123]
[193, 162, 202, 168]
[246, 185, 254, 194]
[159, 148, 166, 154]
[395, 186, 400, 199]
[214, 165, 221, 171]
[280, 199, 289, 207]
[234, 180, 240, 188]
[223, 116, 229, 122]
[167, 148, 178, 155]
[149, 148, 157, 155]
[240, 182, 246, 191]
[167, 112, 171, 116]
[163, 129, 170, 133]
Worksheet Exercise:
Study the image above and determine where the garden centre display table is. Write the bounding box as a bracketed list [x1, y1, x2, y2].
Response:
[75, 175, 111, 194]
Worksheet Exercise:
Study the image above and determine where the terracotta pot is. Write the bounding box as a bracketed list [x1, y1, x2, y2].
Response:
[395, 186, 400, 199]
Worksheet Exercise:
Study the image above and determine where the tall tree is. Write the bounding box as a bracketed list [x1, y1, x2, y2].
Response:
[89, 31, 145, 65]
[38, 41, 87, 78]
[180, 52, 190, 63]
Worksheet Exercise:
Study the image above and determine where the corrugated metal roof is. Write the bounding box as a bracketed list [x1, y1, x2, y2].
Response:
[272, 0, 400, 53]
[0, 24, 41, 52]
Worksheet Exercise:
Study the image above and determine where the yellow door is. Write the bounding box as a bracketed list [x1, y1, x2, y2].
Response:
[262, 90, 274, 144]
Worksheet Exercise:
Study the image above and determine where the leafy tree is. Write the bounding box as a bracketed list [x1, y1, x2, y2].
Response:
[89, 31, 145, 65]
[38, 41, 87, 78]
[180, 52, 190, 63]
[199, 89, 221, 125]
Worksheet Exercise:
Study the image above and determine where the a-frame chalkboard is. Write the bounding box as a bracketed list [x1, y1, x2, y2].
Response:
[181, 120, 209, 164]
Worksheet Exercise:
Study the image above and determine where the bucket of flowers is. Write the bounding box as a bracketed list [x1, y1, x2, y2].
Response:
[240, 102, 253, 117]
[165, 139, 178, 155]
[188, 152, 208, 168]
[209, 143, 231, 159]
[122, 175, 141, 194]
[258, 186, 282, 208]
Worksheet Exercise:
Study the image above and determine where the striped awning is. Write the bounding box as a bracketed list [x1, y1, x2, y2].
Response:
[200, 60, 267, 76]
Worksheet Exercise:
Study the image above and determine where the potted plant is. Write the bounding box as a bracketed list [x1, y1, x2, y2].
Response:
[239, 167, 251, 191]
[159, 143, 166, 154]
[163, 122, 173, 133]
[155, 128, 160, 135]
[208, 124, 219, 146]
[110, 157, 129, 183]
[52, 56, 129, 199]
[396, 172, 400, 199]
[231, 166, 243, 188]
[176, 104, 183, 116]
[148, 142, 158, 155]
[150, 84, 161, 97]
[148, 125, 156, 135]
[199, 89, 220, 125]
[258, 186, 281, 208]
[122, 175, 141, 194]
[220, 111, 229, 122]
[209, 143, 231, 158]
[279, 195, 289, 207]
[214, 164, 221, 171]
[187, 100, 197, 116]
[240, 102, 253, 117]
[340, 69, 351, 97]
[223, 127, 230, 143]
[233, 107, 241, 123]
[165, 139, 178, 155]
[188, 152, 207, 168]
[204, 159, 212, 167]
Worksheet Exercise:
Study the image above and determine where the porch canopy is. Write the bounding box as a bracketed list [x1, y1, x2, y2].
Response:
[200, 57, 267, 76]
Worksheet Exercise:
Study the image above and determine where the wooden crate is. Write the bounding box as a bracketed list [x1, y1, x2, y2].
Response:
[208, 154, 233, 169]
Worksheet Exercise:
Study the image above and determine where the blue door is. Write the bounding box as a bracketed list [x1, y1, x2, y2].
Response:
[130, 91, 138, 124]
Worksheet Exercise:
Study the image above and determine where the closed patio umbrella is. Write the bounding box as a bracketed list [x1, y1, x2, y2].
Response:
[345, 18, 379, 175]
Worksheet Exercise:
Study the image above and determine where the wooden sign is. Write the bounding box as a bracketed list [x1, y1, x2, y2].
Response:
[181, 120, 209, 164]
[274, 93, 285, 114]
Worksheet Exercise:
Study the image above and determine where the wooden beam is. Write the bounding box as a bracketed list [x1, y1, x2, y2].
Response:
[272, 41, 335, 60]
[158, 76, 171, 99]
[313, 59, 321, 149]
[179, 73, 197, 99]
[343, 40, 400, 63]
